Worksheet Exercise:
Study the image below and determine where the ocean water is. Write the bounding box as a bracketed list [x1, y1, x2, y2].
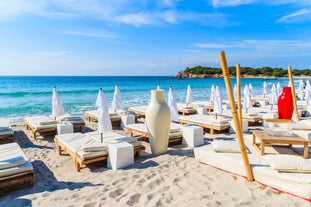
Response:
[0, 76, 305, 123]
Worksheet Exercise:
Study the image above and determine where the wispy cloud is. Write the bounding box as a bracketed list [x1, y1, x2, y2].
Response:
[34, 51, 72, 56]
[276, 8, 311, 23]
[61, 30, 118, 38]
[210, 0, 259, 8]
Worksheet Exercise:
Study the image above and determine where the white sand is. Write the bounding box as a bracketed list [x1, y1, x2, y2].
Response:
[0, 123, 309, 207]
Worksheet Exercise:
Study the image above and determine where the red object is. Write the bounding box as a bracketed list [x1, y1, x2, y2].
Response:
[278, 86, 294, 119]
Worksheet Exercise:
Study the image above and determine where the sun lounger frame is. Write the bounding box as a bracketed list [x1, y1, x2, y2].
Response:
[178, 118, 230, 135]
[124, 126, 182, 146]
[84, 111, 121, 126]
[0, 172, 34, 194]
[25, 120, 84, 139]
[0, 133, 14, 143]
[54, 137, 145, 172]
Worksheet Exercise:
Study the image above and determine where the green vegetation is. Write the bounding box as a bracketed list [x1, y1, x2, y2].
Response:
[180, 66, 311, 77]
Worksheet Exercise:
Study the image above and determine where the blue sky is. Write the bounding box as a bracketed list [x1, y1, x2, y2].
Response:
[0, 0, 310, 76]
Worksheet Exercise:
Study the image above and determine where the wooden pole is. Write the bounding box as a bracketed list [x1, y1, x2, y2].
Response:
[288, 66, 299, 121]
[219, 51, 254, 181]
[236, 64, 242, 128]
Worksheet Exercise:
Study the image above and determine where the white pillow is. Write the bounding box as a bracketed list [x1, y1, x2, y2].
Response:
[39, 120, 58, 125]
[264, 155, 311, 173]
[212, 140, 240, 153]
[0, 156, 26, 170]
[81, 143, 108, 152]
[111, 137, 137, 144]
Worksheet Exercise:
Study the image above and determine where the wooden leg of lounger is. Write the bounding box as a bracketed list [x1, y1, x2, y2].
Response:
[210, 129, 214, 135]
[75, 161, 81, 172]
[57, 145, 62, 155]
[33, 131, 36, 139]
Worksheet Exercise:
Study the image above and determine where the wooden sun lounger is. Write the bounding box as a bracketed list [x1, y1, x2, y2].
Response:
[25, 116, 84, 139]
[127, 106, 147, 118]
[0, 143, 34, 193]
[124, 123, 183, 146]
[0, 119, 15, 143]
[84, 110, 121, 126]
[55, 133, 145, 172]
[178, 115, 230, 135]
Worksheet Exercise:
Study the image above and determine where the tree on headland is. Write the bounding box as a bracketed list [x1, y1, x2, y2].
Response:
[176, 66, 311, 78]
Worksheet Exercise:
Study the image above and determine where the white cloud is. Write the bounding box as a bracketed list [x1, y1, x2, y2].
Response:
[277, 8, 311, 23]
[34, 51, 72, 56]
[210, 0, 259, 8]
[61, 30, 118, 38]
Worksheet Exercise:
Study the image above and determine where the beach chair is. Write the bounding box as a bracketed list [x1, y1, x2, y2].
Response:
[24, 116, 58, 139]
[124, 122, 183, 146]
[194, 138, 311, 201]
[0, 118, 14, 143]
[176, 103, 197, 116]
[0, 143, 34, 193]
[25, 115, 85, 139]
[178, 115, 230, 134]
[54, 132, 145, 172]
[50, 113, 85, 131]
[84, 110, 121, 126]
[127, 106, 148, 118]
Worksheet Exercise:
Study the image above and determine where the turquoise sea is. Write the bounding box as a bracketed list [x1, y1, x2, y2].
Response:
[0, 76, 305, 123]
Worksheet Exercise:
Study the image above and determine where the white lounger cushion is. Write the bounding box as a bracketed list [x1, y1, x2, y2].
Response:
[0, 128, 14, 136]
[25, 116, 57, 127]
[82, 143, 108, 152]
[0, 118, 10, 130]
[264, 155, 311, 173]
[51, 114, 83, 122]
[0, 156, 26, 170]
[212, 139, 241, 153]
[0, 143, 33, 178]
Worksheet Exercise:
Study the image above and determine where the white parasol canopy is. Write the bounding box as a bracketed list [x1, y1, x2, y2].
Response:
[297, 79, 304, 92]
[52, 86, 65, 118]
[304, 80, 311, 104]
[263, 81, 268, 98]
[277, 82, 282, 95]
[269, 83, 278, 110]
[210, 84, 215, 103]
[213, 85, 223, 118]
[186, 84, 192, 105]
[243, 85, 252, 113]
[248, 83, 254, 99]
[96, 88, 112, 142]
[233, 84, 237, 99]
[168, 86, 179, 121]
[111, 85, 122, 112]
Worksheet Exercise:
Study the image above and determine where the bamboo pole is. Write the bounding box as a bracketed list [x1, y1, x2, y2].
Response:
[219, 51, 254, 181]
[288, 66, 299, 121]
[236, 64, 242, 128]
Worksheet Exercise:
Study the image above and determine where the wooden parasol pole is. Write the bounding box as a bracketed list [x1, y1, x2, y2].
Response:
[236, 64, 242, 128]
[288, 66, 299, 121]
[219, 51, 254, 181]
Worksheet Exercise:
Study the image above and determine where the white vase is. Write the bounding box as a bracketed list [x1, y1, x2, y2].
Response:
[145, 89, 171, 155]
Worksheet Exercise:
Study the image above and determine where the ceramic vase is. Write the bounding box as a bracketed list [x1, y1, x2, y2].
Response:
[278, 86, 294, 119]
[145, 89, 171, 155]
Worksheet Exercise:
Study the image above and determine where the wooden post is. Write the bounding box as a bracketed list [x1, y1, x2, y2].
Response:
[219, 51, 254, 181]
[288, 66, 299, 121]
[236, 64, 242, 128]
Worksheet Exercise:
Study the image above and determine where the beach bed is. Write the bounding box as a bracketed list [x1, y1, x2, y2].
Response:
[178, 115, 230, 134]
[124, 122, 183, 146]
[0, 143, 34, 193]
[190, 101, 214, 112]
[0, 118, 14, 143]
[54, 132, 145, 172]
[84, 110, 121, 126]
[25, 115, 85, 139]
[176, 103, 197, 115]
[194, 138, 311, 201]
[127, 106, 148, 118]
[208, 110, 263, 126]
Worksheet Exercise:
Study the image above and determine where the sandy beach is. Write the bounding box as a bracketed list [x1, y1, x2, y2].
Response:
[0, 121, 309, 207]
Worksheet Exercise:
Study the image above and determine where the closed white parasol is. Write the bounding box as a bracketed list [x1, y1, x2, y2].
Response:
[52, 86, 65, 119]
[168, 86, 179, 121]
[111, 85, 122, 112]
[96, 88, 112, 143]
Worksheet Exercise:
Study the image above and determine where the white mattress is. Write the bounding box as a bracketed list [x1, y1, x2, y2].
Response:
[0, 118, 11, 130]
[179, 115, 230, 127]
[0, 128, 14, 136]
[55, 133, 108, 160]
[24, 116, 57, 129]
[194, 139, 311, 200]
[126, 122, 182, 134]
[0, 143, 33, 178]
